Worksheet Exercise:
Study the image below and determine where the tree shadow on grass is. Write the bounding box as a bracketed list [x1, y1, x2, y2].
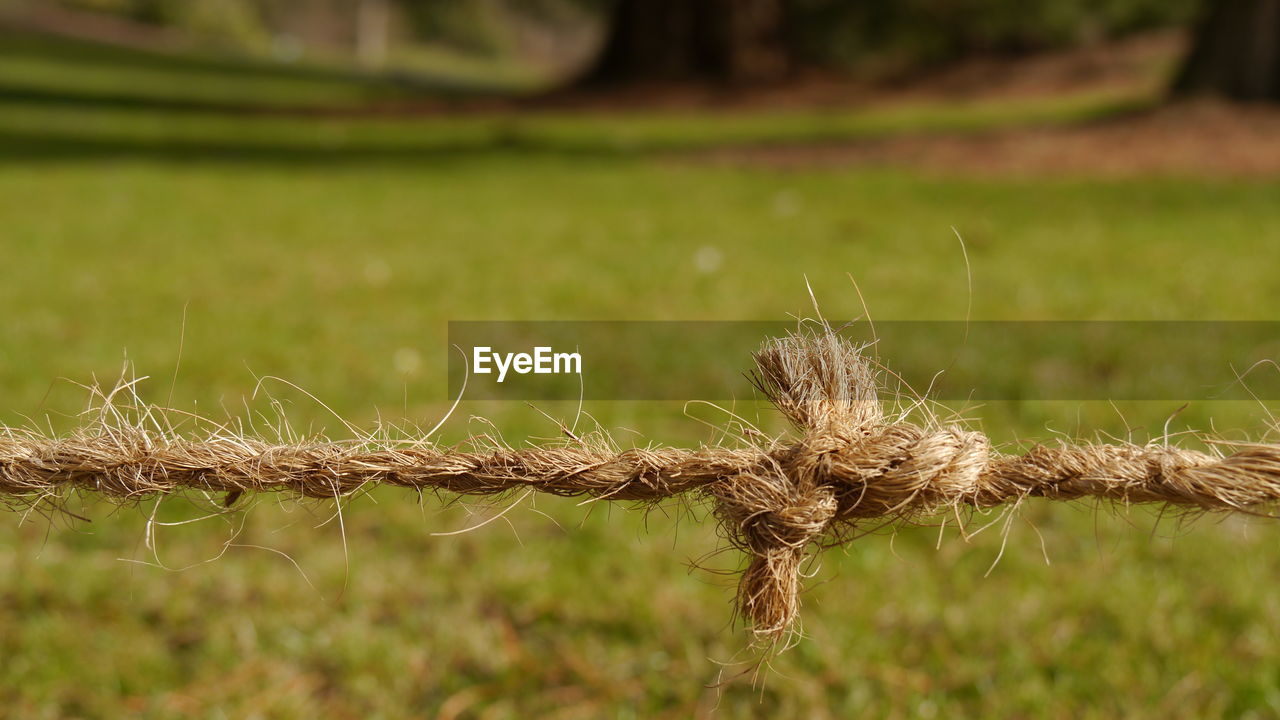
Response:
[0, 81, 506, 116]
[0, 126, 635, 166]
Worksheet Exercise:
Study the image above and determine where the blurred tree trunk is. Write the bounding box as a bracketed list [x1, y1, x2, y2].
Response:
[581, 0, 790, 85]
[1174, 0, 1280, 101]
[356, 0, 392, 69]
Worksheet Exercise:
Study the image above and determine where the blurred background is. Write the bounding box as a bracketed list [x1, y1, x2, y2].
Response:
[2, 0, 1280, 717]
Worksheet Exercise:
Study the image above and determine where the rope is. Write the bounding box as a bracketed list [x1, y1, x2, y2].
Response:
[3, 332, 1278, 642]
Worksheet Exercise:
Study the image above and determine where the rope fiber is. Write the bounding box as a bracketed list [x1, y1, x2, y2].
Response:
[3, 332, 1279, 642]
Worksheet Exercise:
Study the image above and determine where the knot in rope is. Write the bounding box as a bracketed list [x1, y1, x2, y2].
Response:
[713, 333, 991, 641]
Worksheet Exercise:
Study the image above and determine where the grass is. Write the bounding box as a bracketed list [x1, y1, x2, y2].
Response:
[3, 30, 1280, 719]
[0, 88, 1149, 158]
[0, 27, 421, 108]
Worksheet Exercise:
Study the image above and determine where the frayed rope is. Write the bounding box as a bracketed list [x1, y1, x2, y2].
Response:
[3, 332, 1280, 643]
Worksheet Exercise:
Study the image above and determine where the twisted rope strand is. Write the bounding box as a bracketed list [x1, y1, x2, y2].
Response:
[2, 332, 1278, 641]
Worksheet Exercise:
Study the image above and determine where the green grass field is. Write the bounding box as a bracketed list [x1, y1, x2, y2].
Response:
[4, 31, 1280, 719]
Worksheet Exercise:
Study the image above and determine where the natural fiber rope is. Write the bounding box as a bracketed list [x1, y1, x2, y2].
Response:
[3, 332, 1280, 641]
